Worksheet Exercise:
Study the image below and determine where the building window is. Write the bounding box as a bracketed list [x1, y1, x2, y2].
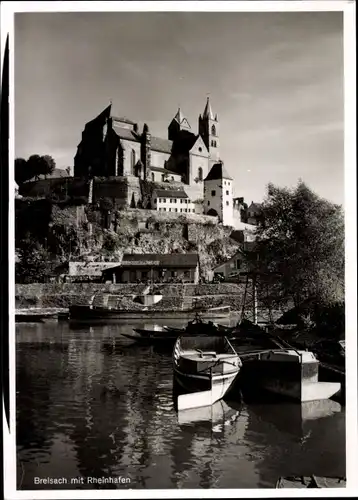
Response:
[142, 271, 148, 280]
[211, 125, 216, 136]
[236, 260, 241, 269]
[163, 208, 166, 211]
[211, 190, 216, 196]
[207, 201, 210, 206]
[171, 271, 178, 278]
[226, 190, 229, 195]
[184, 209, 187, 213]
[151, 172, 155, 181]
[226, 201, 229, 206]
[175, 208, 178, 212]
[180, 209, 183, 212]
[169, 208, 172, 212]
[198, 167, 203, 181]
[154, 198, 157, 203]
[131, 149, 136, 174]
[184, 271, 190, 279]
[174, 199, 177, 203]
[180, 199, 183, 204]
[163, 199, 166, 203]
[171, 176, 174, 181]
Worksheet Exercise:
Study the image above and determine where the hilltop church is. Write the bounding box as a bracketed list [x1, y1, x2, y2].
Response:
[73, 98, 253, 227]
[74, 98, 220, 192]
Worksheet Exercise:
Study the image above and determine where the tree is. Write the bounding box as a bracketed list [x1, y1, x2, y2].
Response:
[15, 158, 30, 185]
[15, 154, 57, 185]
[252, 181, 344, 314]
[15, 235, 53, 283]
[27, 154, 56, 178]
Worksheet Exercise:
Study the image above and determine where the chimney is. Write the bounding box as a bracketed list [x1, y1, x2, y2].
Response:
[141, 123, 151, 180]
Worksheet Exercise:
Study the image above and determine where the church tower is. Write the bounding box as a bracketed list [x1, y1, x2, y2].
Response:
[198, 97, 220, 165]
[204, 161, 233, 227]
[168, 108, 192, 141]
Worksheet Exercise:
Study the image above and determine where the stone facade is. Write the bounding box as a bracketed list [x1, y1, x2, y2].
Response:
[74, 98, 221, 201]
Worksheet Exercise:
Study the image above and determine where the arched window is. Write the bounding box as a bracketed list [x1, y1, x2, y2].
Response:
[198, 167, 203, 181]
[131, 149, 136, 174]
[151, 172, 155, 181]
[211, 125, 216, 136]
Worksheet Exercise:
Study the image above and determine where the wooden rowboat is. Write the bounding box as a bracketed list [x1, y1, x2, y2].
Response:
[173, 335, 242, 411]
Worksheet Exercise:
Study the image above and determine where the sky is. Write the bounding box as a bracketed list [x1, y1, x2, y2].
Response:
[15, 10, 344, 204]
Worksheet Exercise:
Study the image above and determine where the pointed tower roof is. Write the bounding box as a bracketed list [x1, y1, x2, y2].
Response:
[173, 107, 191, 128]
[174, 107, 184, 123]
[205, 162, 233, 181]
[203, 97, 214, 120]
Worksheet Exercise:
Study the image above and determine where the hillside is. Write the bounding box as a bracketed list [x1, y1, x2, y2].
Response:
[15, 198, 241, 283]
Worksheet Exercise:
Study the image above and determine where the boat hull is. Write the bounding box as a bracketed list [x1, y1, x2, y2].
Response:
[241, 354, 341, 403]
[174, 367, 238, 401]
[69, 305, 233, 321]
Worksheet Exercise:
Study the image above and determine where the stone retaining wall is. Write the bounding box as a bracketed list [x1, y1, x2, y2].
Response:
[15, 283, 245, 310]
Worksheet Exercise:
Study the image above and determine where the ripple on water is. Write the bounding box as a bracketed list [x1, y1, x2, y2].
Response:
[16, 322, 346, 489]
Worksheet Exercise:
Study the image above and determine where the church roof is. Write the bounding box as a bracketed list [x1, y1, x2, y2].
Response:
[150, 166, 179, 176]
[151, 137, 173, 154]
[112, 124, 173, 153]
[112, 125, 140, 142]
[203, 97, 214, 120]
[111, 115, 137, 125]
[173, 108, 191, 129]
[174, 108, 184, 123]
[205, 162, 233, 181]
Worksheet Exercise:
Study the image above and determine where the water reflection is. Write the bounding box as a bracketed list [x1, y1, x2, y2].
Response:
[16, 321, 345, 489]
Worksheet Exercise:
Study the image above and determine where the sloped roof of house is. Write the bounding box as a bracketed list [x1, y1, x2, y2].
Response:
[103, 253, 199, 270]
[153, 189, 188, 199]
[205, 162, 233, 181]
[248, 202, 262, 212]
[25, 168, 71, 183]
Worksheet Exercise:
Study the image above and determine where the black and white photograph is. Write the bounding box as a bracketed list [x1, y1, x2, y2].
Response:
[2, 0, 357, 496]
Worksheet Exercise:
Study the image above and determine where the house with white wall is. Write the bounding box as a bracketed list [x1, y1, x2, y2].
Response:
[152, 189, 196, 213]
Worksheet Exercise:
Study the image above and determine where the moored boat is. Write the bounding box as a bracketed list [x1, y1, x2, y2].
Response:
[173, 335, 242, 410]
[69, 304, 233, 322]
[240, 349, 341, 402]
[276, 476, 346, 488]
[133, 325, 167, 336]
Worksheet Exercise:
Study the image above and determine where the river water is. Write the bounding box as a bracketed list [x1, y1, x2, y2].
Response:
[16, 319, 345, 490]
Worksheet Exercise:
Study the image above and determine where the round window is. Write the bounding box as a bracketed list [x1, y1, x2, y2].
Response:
[198, 147, 202, 152]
